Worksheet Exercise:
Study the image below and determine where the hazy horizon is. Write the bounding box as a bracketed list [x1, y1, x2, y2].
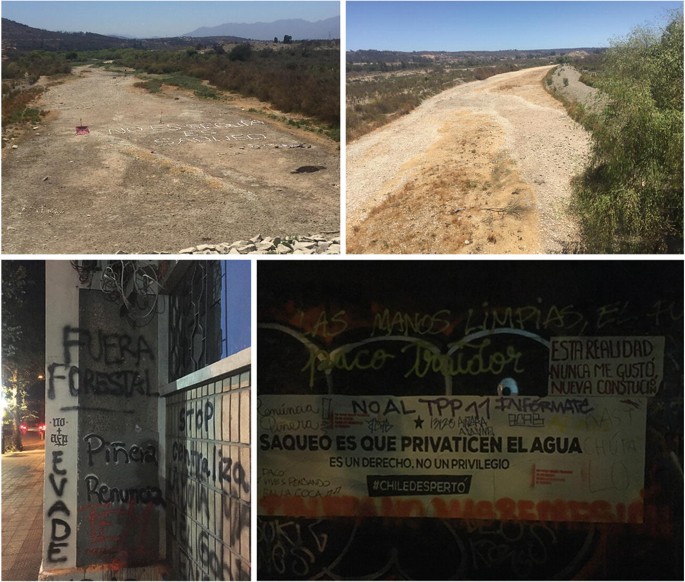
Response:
[348, 45, 607, 53]
[347, 1, 682, 52]
[1, 1, 340, 38]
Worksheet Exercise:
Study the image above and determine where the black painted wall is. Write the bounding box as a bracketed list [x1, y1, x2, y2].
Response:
[75, 290, 162, 568]
[257, 260, 683, 580]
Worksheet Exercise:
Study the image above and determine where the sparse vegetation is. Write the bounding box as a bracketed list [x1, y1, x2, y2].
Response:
[347, 63, 525, 140]
[250, 108, 339, 141]
[2, 34, 340, 137]
[346, 50, 570, 140]
[1, 51, 72, 134]
[572, 12, 683, 253]
[2, 50, 72, 81]
[134, 73, 220, 99]
[95, 42, 339, 128]
[2, 85, 45, 125]
[542, 66, 600, 133]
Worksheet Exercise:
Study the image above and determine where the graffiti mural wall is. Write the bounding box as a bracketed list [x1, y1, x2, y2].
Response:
[257, 260, 683, 580]
[41, 260, 252, 581]
[43, 263, 165, 578]
[75, 290, 163, 568]
[165, 355, 252, 581]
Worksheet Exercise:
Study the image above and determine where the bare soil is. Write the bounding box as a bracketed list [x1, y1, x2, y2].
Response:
[347, 65, 592, 254]
[2, 66, 339, 254]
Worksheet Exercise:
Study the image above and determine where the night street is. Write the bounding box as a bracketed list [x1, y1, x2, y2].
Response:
[1, 432, 45, 581]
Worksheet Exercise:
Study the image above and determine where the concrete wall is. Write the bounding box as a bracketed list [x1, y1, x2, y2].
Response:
[164, 348, 251, 581]
[75, 290, 163, 568]
[43, 262, 80, 573]
[41, 261, 251, 580]
[42, 263, 167, 580]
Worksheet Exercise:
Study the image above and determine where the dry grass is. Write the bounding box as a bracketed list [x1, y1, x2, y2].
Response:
[2, 85, 45, 126]
[347, 111, 539, 254]
[346, 63, 529, 141]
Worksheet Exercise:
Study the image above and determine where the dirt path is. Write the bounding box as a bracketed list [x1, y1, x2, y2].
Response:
[347, 65, 592, 254]
[2, 66, 339, 254]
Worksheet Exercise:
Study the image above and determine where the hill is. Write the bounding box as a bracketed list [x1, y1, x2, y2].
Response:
[184, 16, 340, 40]
[1, 18, 135, 51]
[0, 18, 248, 52]
[347, 47, 604, 65]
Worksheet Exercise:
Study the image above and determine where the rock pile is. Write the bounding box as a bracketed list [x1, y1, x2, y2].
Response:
[179, 233, 340, 255]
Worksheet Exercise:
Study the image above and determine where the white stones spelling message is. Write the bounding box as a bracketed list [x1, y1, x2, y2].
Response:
[105, 119, 268, 146]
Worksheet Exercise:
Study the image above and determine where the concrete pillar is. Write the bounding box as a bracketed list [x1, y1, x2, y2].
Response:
[41, 262, 166, 580]
[42, 262, 79, 574]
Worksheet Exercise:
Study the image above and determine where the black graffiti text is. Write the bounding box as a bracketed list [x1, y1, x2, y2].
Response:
[84, 474, 165, 506]
[179, 400, 214, 433]
[46, 451, 72, 563]
[47, 363, 154, 399]
[62, 326, 155, 366]
[84, 433, 158, 467]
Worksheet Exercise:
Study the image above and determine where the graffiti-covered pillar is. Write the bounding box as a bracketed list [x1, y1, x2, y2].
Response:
[41, 262, 166, 580]
[43, 262, 79, 573]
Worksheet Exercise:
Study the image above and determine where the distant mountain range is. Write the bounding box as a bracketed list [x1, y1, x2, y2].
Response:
[1, 17, 252, 51]
[1, 16, 339, 52]
[184, 16, 340, 40]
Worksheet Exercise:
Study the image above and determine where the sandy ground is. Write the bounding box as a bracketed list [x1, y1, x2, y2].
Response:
[347, 65, 593, 254]
[2, 66, 339, 254]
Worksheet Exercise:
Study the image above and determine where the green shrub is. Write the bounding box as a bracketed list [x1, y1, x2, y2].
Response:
[2, 51, 71, 81]
[573, 12, 683, 252]
[134, 79, 162, 93]
[2, 86, 45, 125]
[193, 84, 219, 99]
[229, 43, 252, 62]
[124, 44, 337, 127]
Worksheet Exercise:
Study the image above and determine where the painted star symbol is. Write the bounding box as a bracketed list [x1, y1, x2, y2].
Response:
[414, 415, 424, 429]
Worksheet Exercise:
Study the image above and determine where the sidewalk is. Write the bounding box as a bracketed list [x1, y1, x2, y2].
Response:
[1, 433, 45, 581]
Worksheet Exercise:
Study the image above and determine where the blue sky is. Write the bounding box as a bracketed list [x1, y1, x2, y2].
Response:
[1, 1, 340, 38]
[347, 1, 683, 51]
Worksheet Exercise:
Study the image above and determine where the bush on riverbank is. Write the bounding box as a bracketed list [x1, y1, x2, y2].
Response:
[572, 12, 683, 253]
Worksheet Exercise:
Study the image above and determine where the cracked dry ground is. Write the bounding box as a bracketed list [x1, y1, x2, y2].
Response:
[2, 66, 339, 254]
[347, 65, 592, 254]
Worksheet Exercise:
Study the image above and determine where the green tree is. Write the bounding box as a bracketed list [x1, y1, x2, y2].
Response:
[229, 43, 252, 62]
[2, 263, 43, 453]
[573, 12, 683, 252]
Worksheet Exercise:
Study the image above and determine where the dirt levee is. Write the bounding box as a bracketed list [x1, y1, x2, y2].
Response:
[347, 65, 592, 254]
[2, 67, 339, 253]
